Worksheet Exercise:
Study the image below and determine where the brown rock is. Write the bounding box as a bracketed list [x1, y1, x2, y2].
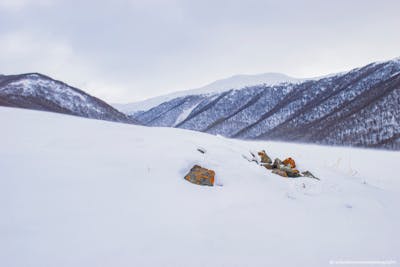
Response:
[302, 171, 320, 180]
[288, 169, 301, 178]
[184, 165, 215, 186]
[272, 169, 288, 177]
[197, 147, 206, 154]
[262, 163, 273, 170]
[272, 158, 283, 169]
[258, 150, 272, 164]
[283, 157, 296, 168]
[280, 165, 301, 177]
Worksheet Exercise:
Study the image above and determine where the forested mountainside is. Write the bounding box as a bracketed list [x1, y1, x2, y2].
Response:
[0, 73, 136, 124]
[132, 59, 400, 150]
[2, 59, 398, 149]
[114, 72, 301, 114]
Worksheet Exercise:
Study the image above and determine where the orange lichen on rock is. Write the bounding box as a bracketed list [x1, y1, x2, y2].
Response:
[184, 165, 215, 186]
[283, 157, 296, 168]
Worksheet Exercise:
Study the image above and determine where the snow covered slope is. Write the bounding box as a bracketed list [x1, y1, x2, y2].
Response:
[114, 72, 301, 114]
[132, 58, 400, 150]
[0, 73, 136, 124]
[1, 107, 399, 267]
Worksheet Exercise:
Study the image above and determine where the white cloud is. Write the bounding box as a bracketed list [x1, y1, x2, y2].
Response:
[0, 31, 129, 102]
[0, 0, 54, 10]
[0, 31, 76, 74]
[0, 0, 399, 103]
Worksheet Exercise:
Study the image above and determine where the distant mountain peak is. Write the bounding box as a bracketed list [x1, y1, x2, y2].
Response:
[190, 72, 302, 94]
[128, 59, 400, 150]
[114, 72, 301, 114]
[2, 57, 399, 150]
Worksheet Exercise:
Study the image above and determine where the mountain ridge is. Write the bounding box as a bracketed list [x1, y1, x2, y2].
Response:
[113, 72, 302, 114]
[0, 72, 138, 124]
[130, 58, 400, 150]
[1, 58, 399, 150]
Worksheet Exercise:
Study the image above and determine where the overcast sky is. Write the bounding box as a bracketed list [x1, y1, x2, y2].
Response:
[1, 0, 399, 103]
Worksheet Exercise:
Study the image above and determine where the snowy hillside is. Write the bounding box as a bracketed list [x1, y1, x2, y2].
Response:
[114, 72, 301, 114]
[0, 73, 135, 123]
[1, 107, 399, 267]
[132, 58, 400, 150]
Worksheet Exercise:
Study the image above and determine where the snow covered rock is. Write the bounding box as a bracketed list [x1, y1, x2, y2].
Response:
[184, 165, 215, 186]
[247, 151, 303, 177]
[301, 171, 319, 180]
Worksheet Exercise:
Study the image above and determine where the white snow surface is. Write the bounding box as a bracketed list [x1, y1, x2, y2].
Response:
[114, 72, 302, 114]
[1, 107, 399, 267]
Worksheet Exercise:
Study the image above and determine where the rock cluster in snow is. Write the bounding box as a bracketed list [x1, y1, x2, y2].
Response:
[246, 150, 318, 179]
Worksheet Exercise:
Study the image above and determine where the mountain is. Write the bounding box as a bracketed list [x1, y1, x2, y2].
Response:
[130, 58, 400, 150]
[2, 59, 399, 150]
[114, 72, 302, 114]
[0, 73, 137, 124]
[1, 107, 399, 266]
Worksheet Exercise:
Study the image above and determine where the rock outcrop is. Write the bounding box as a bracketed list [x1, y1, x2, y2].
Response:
[272, 169, 288, 177]
[301, 171, 319, 180]
[248, 150, 316, 179]
[283, 157, 296, 168]
[184, 165, 215, 186]
[258, 150, 272, 164]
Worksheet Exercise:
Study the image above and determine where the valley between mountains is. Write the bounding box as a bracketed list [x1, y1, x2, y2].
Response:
[1, 58, 399, 149]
